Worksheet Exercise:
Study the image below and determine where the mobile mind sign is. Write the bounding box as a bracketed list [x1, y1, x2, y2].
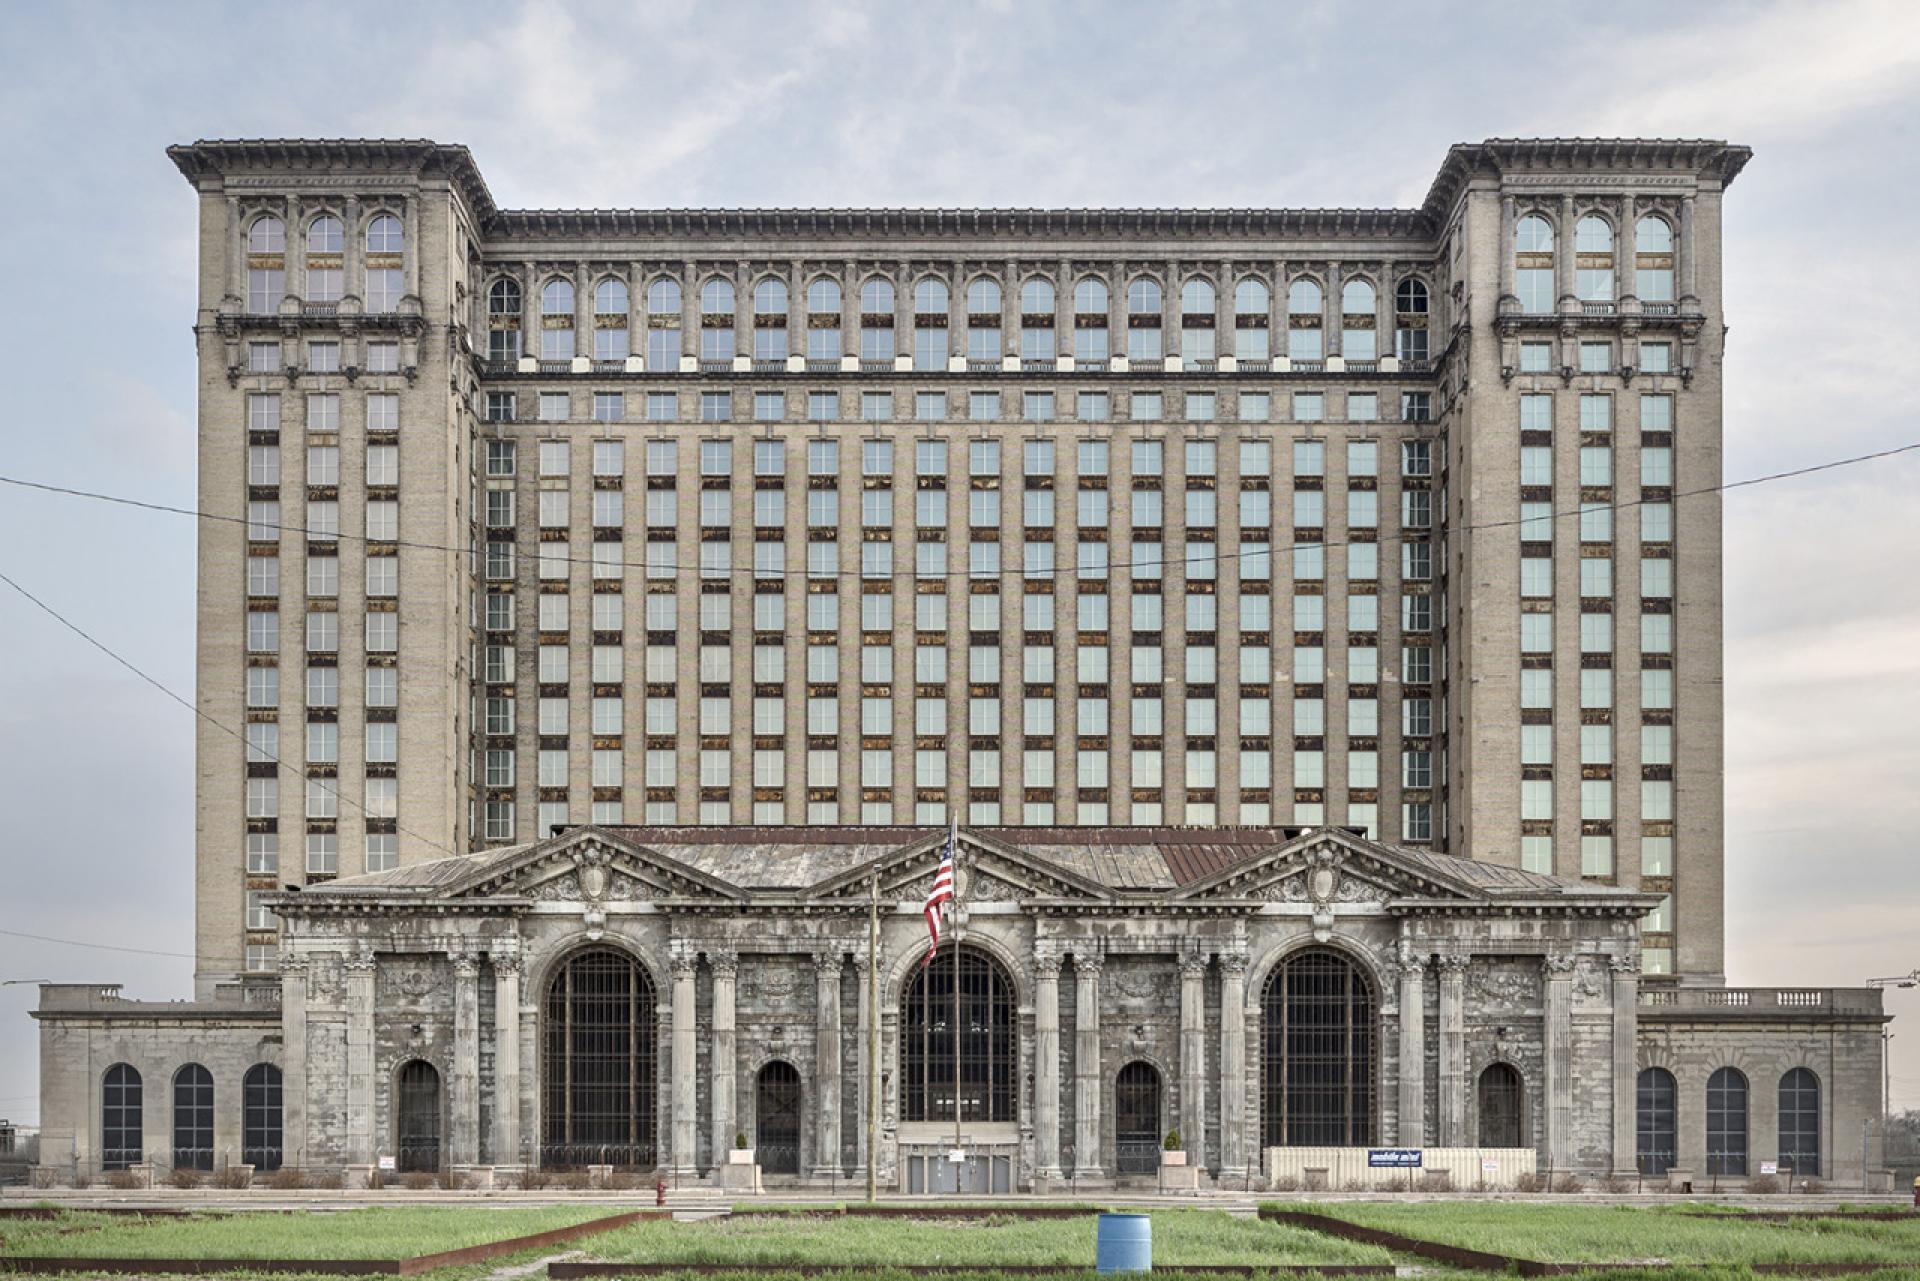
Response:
[1367, 1148, 1423, 1168]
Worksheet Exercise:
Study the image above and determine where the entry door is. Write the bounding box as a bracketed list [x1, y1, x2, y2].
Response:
[756, 1061, 802, 1175]
[396, 1060, 443, 1173]
[1115, 1061, 1162, 1174]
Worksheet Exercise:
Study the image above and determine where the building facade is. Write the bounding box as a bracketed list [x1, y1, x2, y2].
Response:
[29, 137, 1890, 1190]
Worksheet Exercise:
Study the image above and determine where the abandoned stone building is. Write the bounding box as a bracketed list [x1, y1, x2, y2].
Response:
[29, 136, 1890, 1190]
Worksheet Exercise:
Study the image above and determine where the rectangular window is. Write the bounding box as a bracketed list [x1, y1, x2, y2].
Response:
[1076, 391, 1109, 421]
[1130, 392, 1163, 421]
[754, 390, 785, 422]
[1293, 393, 1324, 422]
[1519, 341, 1552, 372]
[915, 391, 945, 421]
[1579, 342, 1611, 373]
[861, 391, 892, 421]
[699, 391, 731, 422]
[1639, 342, 1672, 374]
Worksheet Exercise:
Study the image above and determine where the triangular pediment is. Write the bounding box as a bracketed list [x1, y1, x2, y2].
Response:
[806, 827, 1114, 904]
[459, 827, 749, 903]
[1170, 827, 1487, 903]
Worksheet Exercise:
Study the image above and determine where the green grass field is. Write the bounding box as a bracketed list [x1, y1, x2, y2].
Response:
[0, 1204, 621, 1261]
[583, 1210, 1392, 1267]
[1270, 1200, 1920, 1266]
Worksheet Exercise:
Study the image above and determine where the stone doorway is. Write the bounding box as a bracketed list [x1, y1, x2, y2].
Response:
[396, 1060, 442, 1173]
[755, 1060, 802, 1175]
[1115, 1060, 1162, 1174]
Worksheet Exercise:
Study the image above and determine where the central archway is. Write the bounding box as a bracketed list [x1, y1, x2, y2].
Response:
[395, 1060, 442, 1173]
[1114, 1061, 1162, 1174]
[755, 1060, 802, 1175]
[541, 947, 658, 1168]
[1261, 948, 1377, 1147]
[899, 945, 1016, 1123]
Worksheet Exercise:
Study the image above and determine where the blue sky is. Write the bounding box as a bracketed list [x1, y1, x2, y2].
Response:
[2, 0, 1918, 1124]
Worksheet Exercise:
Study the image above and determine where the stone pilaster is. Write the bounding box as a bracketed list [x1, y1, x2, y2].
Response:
[812, 950, 843, 1180]
[1436, 953, 1468, 1146]
[450, 952, 480, 1165]
[344, 952, 375, 1165]
[1499, 195, 1517, 305]
[1679, 195, 1698, 305]
[342, 196, 360, 308]
[710, 951, 738, 1172]
[1324, 260, 1343, 357]
[1544, 953, 1577, 1168]
[1609, 956, 1639, 1174]
[1033, 949, 1063, 1180]
[1619, 193, 1639, 305]
[492, 953, 521, 1165]
[1396, 952, 1426, 1147]
[279, 956, 310, 1166]
[1179, 950, 1208, 1168]
[1557, 193, 1576, 309]
[851, 950, 874, 1176]
[1217, 952, 1248, 1180]
[670, 950, 699, 1174]
[1072, 951, 1105, 1179]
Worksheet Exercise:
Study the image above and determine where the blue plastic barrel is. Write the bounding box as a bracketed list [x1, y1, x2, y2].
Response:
[1096, 1212, 1152, 1274]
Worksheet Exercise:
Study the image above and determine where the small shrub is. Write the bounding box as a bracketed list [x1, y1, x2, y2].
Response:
[1748, 1173, 1782, 1194]
[1551, 1172, 1584, 1193]
[1163, 1127, 1182, 1151]
[734, 1131, 749, 1149]
[1339, 1178, 1368, 1192]
[1803, 1177, 1826, 1194]
[105, 1169, 142, 1190]
[213, 1165, 252, 1189]
[1269, 1174, 1301, 1192]
[403, 1171, 436, 1190]
[1600, 1172, 1632, 1193]
[1513, 1171, 1541, 1192]
[168, 1167, 204, 1189]
[514, 1167, 551, 1191]
[266, 1167, 308, 1190]
[29, 1168, 60, 1190]
[1370, 1178, 1403, 1193]
[307, 1168, 344, 1190]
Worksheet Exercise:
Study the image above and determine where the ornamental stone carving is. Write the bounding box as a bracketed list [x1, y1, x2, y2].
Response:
[1466, 958, 1539, 1013]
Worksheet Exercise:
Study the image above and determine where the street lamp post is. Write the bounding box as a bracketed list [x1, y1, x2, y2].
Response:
[1864, 970, 1916, 1139]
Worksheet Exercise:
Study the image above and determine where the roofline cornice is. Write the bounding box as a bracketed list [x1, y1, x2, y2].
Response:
[167, 138, 497, 223]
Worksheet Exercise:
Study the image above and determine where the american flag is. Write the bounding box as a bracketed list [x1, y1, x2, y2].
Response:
[921, 823, 958, 966]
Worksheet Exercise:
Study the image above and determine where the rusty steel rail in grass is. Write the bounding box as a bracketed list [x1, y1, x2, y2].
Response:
[551, 1267, 1397, 1278]
[0, 1208, 668, 1276]
[725, 1207, 1114, 1220]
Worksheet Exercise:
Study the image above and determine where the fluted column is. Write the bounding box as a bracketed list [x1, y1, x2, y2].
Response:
[225, 195, 243, 307]
[450, 953, 480, 1165]
[852, 951, 873, 1176]
[1034, 950, 1063, 1179]
[1396, 953, 1426, 1147]
[1437, 954, 1467, 1146]
[813, 950, 844, 1179]
[1679, 195, 1698, 305]
[520, 259, 538, 356]
[1072, 952, 1105, 1179]
[1324, 260, 1343, 356]
[1499, 195, 1517, 305]
[710, 952, 738, 1171]
[1544, 953, 1576, 1168]
[342, 196, 361, 307]
[1218, 953, 1248, 1180]
[1619, 194, 1639, 305]
[670, 950, 699, 1174]
[1179, 950, 1208, 1168]
[280, 957, 310, 1166]
[492, 953, 521, 1165]
[1609, 956, 1640, 1173]
[1557, 193, 1576, 309]
[344, 951, 376, 1165]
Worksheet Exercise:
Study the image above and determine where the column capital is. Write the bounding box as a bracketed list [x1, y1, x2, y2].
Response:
[1034, 949, 1063, 979]
[1435, 952, 1471, 975]
[453, 953, 482, 978]
[1218, 952, 1248, 979]
[813, 949, 844, 977]
[1179, 953, 1210, 981]
[279, 956, 312, 979]
[1608, 954, 1641, 977]
[343, 954, 377, 977]
[670, 953, 700, 980]
[709, 950, 740, 979]
[1543, 952, 1580, 977]
[491, 952, 522, 978]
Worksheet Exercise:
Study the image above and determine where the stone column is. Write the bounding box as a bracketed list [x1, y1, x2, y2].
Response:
[1034, 950, 1063, 1180]
[450, 953, 480, 1165]
[1609, 956, 1640, 1174]
[1619, 194, 1639, 304]
[343, 196, 361, 306]
[1679, 195, 1698, 305]
[670, 951, 699, 1174]
[492, 953, 521, 1166]
[813, 950, 843, 1179]
[852, 951, 873, 1177]
[521, 259, 539, 355]
[402, 195, 419, 302]
[280, 957, 310, 1166]
[1543, 954, 1576, 1168]
[1179, 951, 1208, 1168]
[710, 952, 738, 1170]
[226, 195, 243, 307]
[1557, 193, 1576, 308]
[344, 952, 376, 1165]
[1396, 954, 1426, 1147]
[574, 260, 592, 355]
[1072, 952, 1105, 1179]
[1375, 260, 1394, 358]
[1218, 953, 1248, 1180]
[1437, 954, 1467, 1146]
[1499, 195, 1517, 304]
[1324, 261, 1343, 357]
[285, 195, 304, 304]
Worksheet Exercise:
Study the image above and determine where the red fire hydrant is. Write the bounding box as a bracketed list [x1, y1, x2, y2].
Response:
[656, 1177, 668, 1207]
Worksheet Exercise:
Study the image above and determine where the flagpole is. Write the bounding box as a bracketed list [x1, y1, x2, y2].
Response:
[866, 872, 879, 1205]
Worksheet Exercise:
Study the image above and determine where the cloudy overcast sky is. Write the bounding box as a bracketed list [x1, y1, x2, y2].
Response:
[2, 0, 1918, 1125]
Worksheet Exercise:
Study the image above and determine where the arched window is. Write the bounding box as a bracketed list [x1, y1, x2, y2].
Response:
[102, 1064, 143, 1170]
[1287, 279, 1322, 315]
[1073, 277, 1108, 314]
[964, 279, 1002, 365]
[365, 214, 403, 253]
[171, 1064, 214, 1171]
[698, 279, 736, 365]
[1396, 278, 1429, 314]
[1395, 279, 1430, 363]
[966, 278, 1001, 314]
[395, 1060, 442, 1173]
[488, 277, 521, 317]
[1020, 278, 1055, 314]
[1515, 214, 1556, 315]
[1576, 216, 1615, 302]
[1342, 280, 1375, 315]
[860, 276, 895, 313]
[1778, 1068, 1820, 1177]
[1073, 279, 1109, 366]
[1233, 279, 1271, 362]
[913, 277, 949, 315]
[1235, 278, 1270, 314]
[1180, 279, 1217, 364]
[647, 278, 682, 315]
[807, 277, 842, 314]
[1341, 280, 1377, 361]
[1115, 1061, 1163, 1173]
[753, 278, 788, 315]
[307, 216, 343, 255]
[1126, 279, 1163, 361]
[1286, 280, 1324, 362]
[243, 1063, 284, 1172]
[1636, 1066, 1677, 1175]
[752, 279, 789, 363]
[900, 946, 1016, 1123]
[486, 279, 522, 363]
[1576, 216, 1613, 254]
[1636, 216, 1675, 302]
[1262, 948, 1376, 1147]
[542, 279, 575, 317]
[1181, 278, 1216, 315]
[755, 1060, 802, 1174]
[699, 277, 735, 316]
[594, 278, 628, 316]
[247, 215, 285, 254]
[1476, 1063, 1524, 1148]
[1706, 1067, 1749, 1176]
[542, 947, 658, 1168]
[1127, 278, 1162, 314]
[538, 279, 576, 361]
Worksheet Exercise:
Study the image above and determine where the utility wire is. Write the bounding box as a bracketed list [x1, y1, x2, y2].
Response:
[3, 438, 1916, 583]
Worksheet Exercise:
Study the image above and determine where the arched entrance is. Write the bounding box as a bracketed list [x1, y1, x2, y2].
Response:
[1114, 1061, 1162, 1174]
[542, 947, 658, 1168]
[1476, 1063, 1524, 1148]
[395, 1060, 442, 1173]
[1261, 948, 1377, 1147]
[755, 1060, 802, 1175]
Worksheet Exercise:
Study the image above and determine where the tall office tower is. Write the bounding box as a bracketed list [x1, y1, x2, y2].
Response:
[170, 138, 1746, 993]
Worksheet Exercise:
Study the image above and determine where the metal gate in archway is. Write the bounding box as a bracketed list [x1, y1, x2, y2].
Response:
[755, 1060, 801, 1175]
[1115, 1060, 1162, 1174]
[396, 1060, 442, 1173]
